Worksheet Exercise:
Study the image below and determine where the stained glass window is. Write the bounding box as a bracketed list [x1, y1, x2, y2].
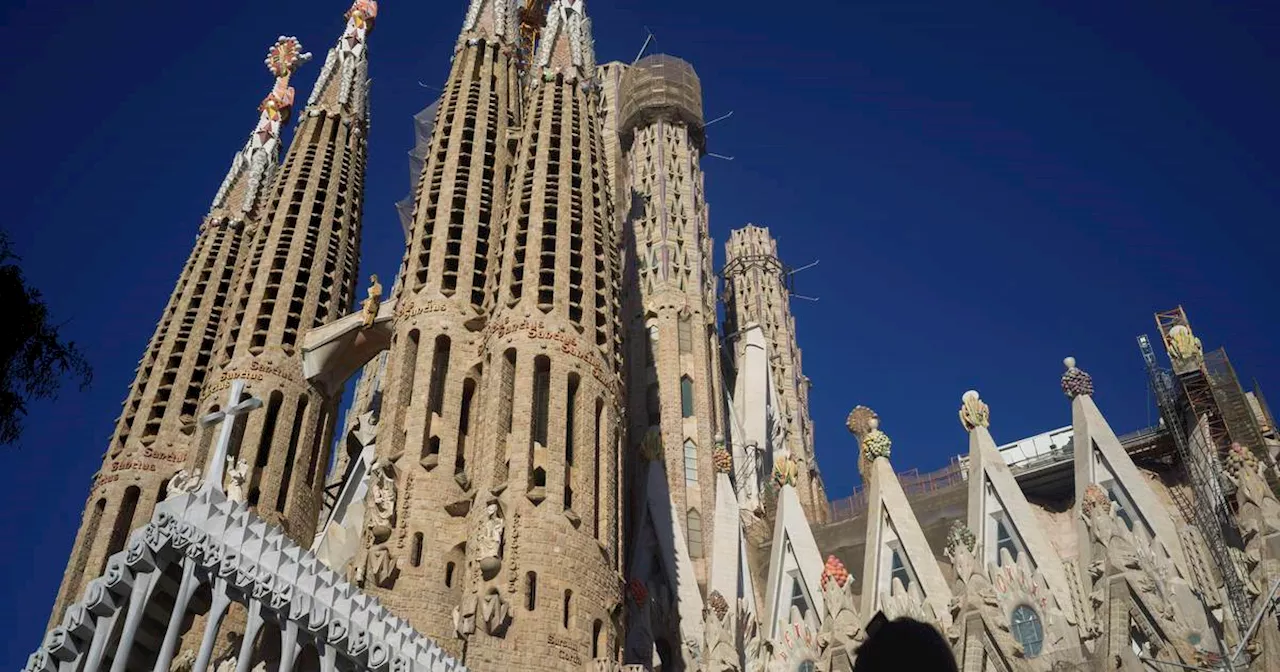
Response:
[1011, 605, 1044, 657]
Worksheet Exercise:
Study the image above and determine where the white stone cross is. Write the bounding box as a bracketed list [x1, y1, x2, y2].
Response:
[199, 379, 263, 491]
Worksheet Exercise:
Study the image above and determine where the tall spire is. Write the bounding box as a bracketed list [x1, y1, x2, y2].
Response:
[535, 0, 596, 78]
[306, 0, 378, 120]
[210, 37, 311, 221]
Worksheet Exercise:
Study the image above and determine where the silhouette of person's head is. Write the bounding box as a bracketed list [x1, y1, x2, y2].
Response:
[852, 616, 958, 672]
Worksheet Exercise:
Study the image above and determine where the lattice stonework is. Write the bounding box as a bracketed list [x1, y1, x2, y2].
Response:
[24, 486, 465, 672]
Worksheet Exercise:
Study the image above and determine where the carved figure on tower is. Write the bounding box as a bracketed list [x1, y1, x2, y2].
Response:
[224, 457, 249, 502]
[360, 274, 382, 328]
[1165, 324, 1203, 365]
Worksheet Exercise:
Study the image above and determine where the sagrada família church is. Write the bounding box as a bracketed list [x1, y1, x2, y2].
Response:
[22, 1, 1280, 671]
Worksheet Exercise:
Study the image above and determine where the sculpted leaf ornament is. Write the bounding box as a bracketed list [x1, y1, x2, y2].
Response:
[958, 390, 990, 432]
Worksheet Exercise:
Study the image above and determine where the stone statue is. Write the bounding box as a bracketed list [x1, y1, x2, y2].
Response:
[481, 589, 510, 635]
[817, 556, 862, 668]
[477, 500, 505, 576]
[367, 458, 396, 540]
[453, 593, 478, 637]
[958, 390, 990, 432]
[361, 274, 383, 328]
[225, 457, 249, 503]
[360, 538, 396, 588]
[169, 649, 196, 672]
[167, 468, 203, 499]
[213, 657, 237, 672]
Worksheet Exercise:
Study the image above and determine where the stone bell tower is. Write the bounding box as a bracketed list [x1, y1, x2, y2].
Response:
[613, 54, 726, 592]
[463, 1, 625, 668]
[193, 0, 377, 542]
[723, 225, 829, 523]
[43, 36, 312, 631]
[349, 0, 524, 657]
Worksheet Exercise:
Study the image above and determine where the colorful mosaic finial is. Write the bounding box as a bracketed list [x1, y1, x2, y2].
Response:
[1227, 441, 1260, 476]
[1165, 324, 1203, 364]
[944, 521, 976, 559]
[340, 0, 378, 56]
[845, 405, 876, 439]
[820, 555, 851, 590]
[1081, 483, 1111, 518]
[1061, 356, 1095, 399]
[707, 591, 730, 619]
[958, 390, 990, 432]
[860, 414, 892, 463]
[713, 442, 733, 474]
[772, 454, 799, 489]
[260, 37, 311, 123]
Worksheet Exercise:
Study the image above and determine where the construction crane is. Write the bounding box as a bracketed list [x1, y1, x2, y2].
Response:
[517, 0, 551, 78]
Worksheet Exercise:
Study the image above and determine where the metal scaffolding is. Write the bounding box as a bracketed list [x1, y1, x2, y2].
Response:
[1139, 332, 1253, 631]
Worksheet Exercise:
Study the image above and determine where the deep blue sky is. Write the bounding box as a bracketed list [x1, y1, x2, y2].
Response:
[3, 0, 1279, 663]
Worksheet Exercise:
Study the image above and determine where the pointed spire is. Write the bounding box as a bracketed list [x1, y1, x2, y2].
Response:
[1061, 356, 1094, 399]
[210, 36, 312, 219]
[305, 0, 378, 119]
[535, 0, 597, 79]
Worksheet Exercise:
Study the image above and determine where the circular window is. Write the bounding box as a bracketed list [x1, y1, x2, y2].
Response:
[796, 662, 817, 672]
[1010, 605, 1044, 657]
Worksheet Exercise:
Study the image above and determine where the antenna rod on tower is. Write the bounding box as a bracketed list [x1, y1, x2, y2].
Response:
[707, 152, 735, 161]
[788, 260, 820, 275]
[703, 111, 734, 128]
[632, 28, 655, 65]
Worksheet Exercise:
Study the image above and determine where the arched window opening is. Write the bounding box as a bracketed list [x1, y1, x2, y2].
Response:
[680, 376, 694, 418]
[563, 590, 573, 629]
[683, 440, 698, 486]
[254, 391, 285, 470]
[678, 314, 692, 354]
[686, 509, 704, 558]
[278, 395, 309, 513]
[1011, 605, 1044, 657]
[594, 398, 604, 540]
[411, 533, 424, 567]
[105, 486, 141, 565]
[890, 548, 911, 592]
[456, 378, 476, 475]
[592, 619, 604, 658]
[526, 572, 538, 611]
[445, 562, 456, 587]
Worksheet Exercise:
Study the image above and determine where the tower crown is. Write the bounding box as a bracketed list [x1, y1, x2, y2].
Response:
[617, 54, 705, 152]
[535, 0, 596, 79]
[210, 36, 312, 221]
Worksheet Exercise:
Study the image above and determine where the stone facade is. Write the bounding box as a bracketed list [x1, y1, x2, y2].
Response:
[609, 54, 724, 596]
[35, 1, 1280, 670]
[350, 0, 523, 657]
